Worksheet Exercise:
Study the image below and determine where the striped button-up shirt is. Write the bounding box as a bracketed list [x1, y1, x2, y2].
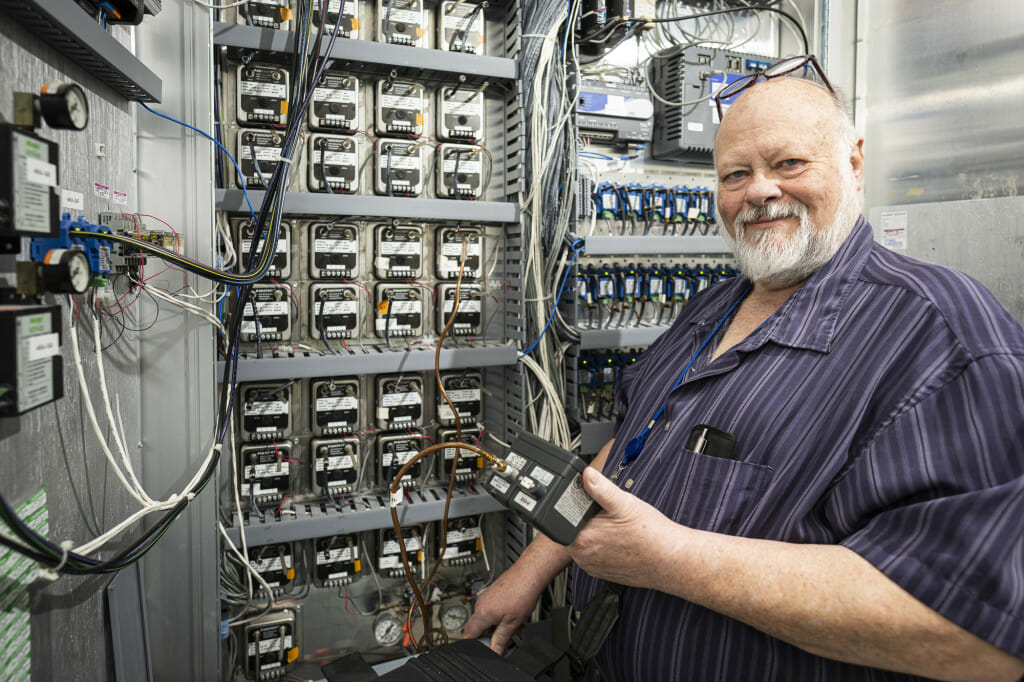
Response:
[572, 216, 1024, 681]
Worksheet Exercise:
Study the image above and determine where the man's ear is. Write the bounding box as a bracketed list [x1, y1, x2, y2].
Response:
[851, 138, 865, 192]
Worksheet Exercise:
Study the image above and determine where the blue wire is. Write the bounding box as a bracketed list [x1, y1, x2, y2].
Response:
[135, 99, 256, 221]
[519, 240, 585, 358]
[579, 151, 614, 160]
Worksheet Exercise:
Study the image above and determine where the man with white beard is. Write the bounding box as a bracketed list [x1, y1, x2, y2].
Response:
[466, 72, 1024, 681]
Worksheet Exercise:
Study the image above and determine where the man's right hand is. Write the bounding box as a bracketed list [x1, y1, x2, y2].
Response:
[462, 560, 543, 653]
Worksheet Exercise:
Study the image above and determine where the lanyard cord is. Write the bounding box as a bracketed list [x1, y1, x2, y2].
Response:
[617, 282, 753, 476]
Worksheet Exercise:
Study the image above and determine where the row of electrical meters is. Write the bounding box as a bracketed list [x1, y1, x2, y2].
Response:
[235, 516, 490, 680]
[229, 0, 487, 53]
[238, 372, 486, 500]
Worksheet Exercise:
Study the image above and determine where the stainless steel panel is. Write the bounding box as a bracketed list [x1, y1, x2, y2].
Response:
[862, 0, 1024, 209]
[868, 196, 1024, 322]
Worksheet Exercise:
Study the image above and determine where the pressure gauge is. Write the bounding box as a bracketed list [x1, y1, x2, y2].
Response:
[439, 599, 471, 633]
[39, 249, 91, 294]
[373, 611, 404, 647]
[39, 82, 89, 131]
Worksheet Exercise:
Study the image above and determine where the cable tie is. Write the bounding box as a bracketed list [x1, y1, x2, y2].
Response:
[186, 492, 196, 502]
[276, 154, 294, 164]
[38, 540, 75, 581]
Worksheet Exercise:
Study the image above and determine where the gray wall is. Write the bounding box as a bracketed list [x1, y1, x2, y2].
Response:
[0, 17, 141, 682]
[861, 0, 1024, 210]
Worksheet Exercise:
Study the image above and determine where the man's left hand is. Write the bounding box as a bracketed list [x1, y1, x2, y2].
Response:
[567, 467, 682, 591]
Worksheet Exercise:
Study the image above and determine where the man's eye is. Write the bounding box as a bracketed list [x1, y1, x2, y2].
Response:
[782, 158, 802, 167]
[725, 170, 746, 181]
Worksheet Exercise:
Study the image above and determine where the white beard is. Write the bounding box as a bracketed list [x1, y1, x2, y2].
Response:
[722, 176, 861, 287]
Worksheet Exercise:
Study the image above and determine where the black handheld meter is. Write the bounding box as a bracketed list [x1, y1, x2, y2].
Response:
[477, 431, 599, 545]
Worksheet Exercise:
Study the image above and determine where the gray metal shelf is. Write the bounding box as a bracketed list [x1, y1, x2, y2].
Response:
[216, 189, 519, 223]
[0, 0, 162, 102]
[213, 22, 516, 84]
[580, 421, 616, 456]
[582, 235, 728, 256]
[224, 487, 504, 546]
[220, 342, 518, 382]
[578, 326, 669, 350]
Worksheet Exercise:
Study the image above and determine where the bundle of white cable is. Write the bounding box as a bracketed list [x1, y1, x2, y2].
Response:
[68, 304, 219, 555]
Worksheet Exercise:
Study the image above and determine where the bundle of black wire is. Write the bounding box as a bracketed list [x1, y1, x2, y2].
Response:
[576, 4, 809, 59]
[0, 2, 350, 575]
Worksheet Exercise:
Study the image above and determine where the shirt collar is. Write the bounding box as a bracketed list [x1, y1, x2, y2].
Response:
[693, 216, 873, 354]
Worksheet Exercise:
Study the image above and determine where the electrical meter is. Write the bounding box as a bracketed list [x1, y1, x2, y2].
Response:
[308, 134, 359, 193]
[437, 428, 483, 482]
[437, 84, 485, 141]
[437, 143, 483, 199]
[313, 535, 361, 588]
[308, 222, 359, 279]
[310, 437, 359, 496]
[242, 610, 298, 681]
[309, 71, 360, 131]
[436, 226, 482, 280]
[310, 377, 360, 436]
[374, 224, 422, 279]
[239, 382, 292, 441]
[378, 433, 424, 490]
[376, 374, 423, 430]
[377, 527, 423, 577]
[241, 284, 292, 342]
[236, 130, 284, 189]
[437, 283, 482, 336]
[235, 0, 290, 29]
[236, 63, 289, 126]
[375, 284, 423, 341]
[309, 283, 359, 340]
[240, 443, 292, 506]
[436, 371, 482, 426]
[233, 218, 291, 279]
[248, 544, 296, 592]
[312, 0, 360, 39]
[377, 0, 424, 46]
[375, 80, 425, 136]
[439, 1, 485, 53]
[439, 517, 482, 566]
[375, 141, 425, 196]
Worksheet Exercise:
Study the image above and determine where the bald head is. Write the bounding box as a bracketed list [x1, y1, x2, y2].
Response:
[714, 78, 857, 167]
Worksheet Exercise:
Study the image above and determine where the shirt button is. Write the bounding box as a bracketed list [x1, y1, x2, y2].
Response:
[664, 421, 671, 431]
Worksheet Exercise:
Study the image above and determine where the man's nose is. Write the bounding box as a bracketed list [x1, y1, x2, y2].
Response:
[744, 171, 783, 206]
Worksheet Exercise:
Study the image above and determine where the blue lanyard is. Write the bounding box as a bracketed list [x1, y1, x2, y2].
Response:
[614, 283, 752, 481]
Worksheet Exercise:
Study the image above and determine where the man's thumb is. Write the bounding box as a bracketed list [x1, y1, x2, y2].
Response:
[583, 466, 626, 512]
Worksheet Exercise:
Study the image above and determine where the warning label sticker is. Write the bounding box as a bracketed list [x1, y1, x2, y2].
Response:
[553, 473, 594, 527]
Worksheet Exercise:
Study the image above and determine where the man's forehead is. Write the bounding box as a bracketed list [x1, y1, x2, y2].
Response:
[715, 80, 836, 156]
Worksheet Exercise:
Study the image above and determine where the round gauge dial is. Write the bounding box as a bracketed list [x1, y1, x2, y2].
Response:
[373, 612, 404, 647]
[39, 82, 89, 131]
[439, 599, 471, 633]
[40, 249, 91, 294]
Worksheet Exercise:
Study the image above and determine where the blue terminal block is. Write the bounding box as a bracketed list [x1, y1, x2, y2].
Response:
[30, 213, 114, 281]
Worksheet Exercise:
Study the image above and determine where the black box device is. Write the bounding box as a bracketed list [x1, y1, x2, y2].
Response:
[477, 431, 599, 545]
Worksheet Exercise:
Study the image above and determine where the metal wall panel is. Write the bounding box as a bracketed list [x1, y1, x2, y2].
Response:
[0, 15, 141, 682]
[862, 0, 1024, 210]
[868, 196, 1024, 323]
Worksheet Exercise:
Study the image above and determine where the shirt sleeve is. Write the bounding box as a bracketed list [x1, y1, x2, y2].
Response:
[828, 352, 1024, 659]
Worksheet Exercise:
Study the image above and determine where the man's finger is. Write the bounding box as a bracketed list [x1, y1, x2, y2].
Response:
[583, 466, 630, 514]
[489, 618, 521, 654]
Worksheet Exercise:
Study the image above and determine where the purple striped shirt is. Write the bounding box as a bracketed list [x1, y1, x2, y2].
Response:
[571, 217, 1024, 681]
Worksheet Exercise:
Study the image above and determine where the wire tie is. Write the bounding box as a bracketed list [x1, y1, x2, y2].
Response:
[38, 540, 75, 581]
[186, 492, 196, 502]
[276, 154, 294, 164]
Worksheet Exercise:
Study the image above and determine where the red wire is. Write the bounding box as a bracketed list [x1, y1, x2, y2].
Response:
[340, 336, 354, 355]
[405, 277, 437, 307]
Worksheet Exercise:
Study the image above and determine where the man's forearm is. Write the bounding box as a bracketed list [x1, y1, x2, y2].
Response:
[659, 529, 1024, 682]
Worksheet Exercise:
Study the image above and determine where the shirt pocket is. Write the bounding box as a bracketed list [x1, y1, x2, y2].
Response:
[654, 450, 774, 535]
